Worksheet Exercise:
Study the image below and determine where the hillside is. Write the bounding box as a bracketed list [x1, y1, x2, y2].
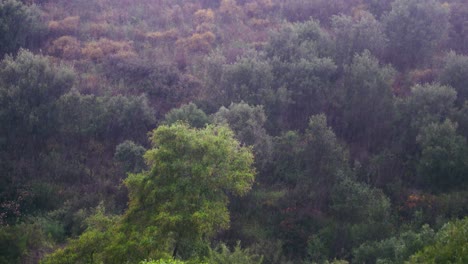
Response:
[1, 0, 467, 263]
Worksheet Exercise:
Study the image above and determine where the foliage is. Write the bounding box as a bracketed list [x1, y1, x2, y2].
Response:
[2, 0, 468, 263]
[121, 123, 255, 259]
[213, 102, 272, 169]
[48, 16, 80, 36]
[438, 52, 468, 104]
[384, 0, 450, 69]
[205, 242, 263, 264]
[416, 119, 468, 191]
[353, 225, 435, 264]
[163, 103, 209, 128]
[47, 36, 81, 60]
[0, 220, 53, 264]
[332, 11, 387, 65]
[42, 123, 256, 263]
[337, 50, 395, 152]
[0, 49, 74, 147]
[265, 19, 333, 62]
[140, 259, 190, 264]
[114, 140, 147, 173]
[41, 207, 119, 264]
[329, 176, 392, 254]
[0, 0, 44, 56]
[408, 217, 468, 263]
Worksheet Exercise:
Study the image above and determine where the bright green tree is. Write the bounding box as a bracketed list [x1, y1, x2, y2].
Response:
[408, 217, 468, 263]
[42, 123, 255, 263]
[120, 123, 255, 260]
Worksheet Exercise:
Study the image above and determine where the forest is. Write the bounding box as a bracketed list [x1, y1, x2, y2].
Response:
[0, 0, 467, 263]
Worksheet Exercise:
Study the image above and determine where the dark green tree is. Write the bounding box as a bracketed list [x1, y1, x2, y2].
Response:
[337, 51, 395, 152]
[438, 52, 468, 105]
[274, 115, 350, 258]
[332, 11, 387, 65]
[114, 141, 146, 173]
[0, 0, 45, 57]
[0, 49, 74, 153]
[384, 0, 450, 69]
[213, 102, 272, 170]
[163, 103, 209, 128]
[416, 119, 468, 191]
[395, 83, 457, 156]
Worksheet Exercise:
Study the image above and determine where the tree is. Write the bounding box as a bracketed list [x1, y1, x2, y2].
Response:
[0, 50, 74, 220]
[206, 242, 263, 264]
[363, 0, 393, 19]
[395, 83, 457, 156]
[416, 119, 468, 191]
[273, 115, 350, 258]
[0, 49, 75, 152]
[114, 141, 147, 173]
[384, 0, 450, 69]
[163, 103, 209, 128]
[213, 102, 272, 170]
[438, 52, 468, 105]
[121, 123, 255, 260]
[408, 217, 468, 263]
[42, 123, 255, 263]
[303, 175, 393, 262]
[265, 19, 333, 62]
[274, 56, 337, 130]
[337, 51, 395, 152]
[332, 11, 387, 66]
[0, 0, 44, 57]
[221, 52, 274, 106]
[352, 225, 435, 264]
[446, 1, 468, 54]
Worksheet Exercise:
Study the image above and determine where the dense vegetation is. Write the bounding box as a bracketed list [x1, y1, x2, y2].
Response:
[0, 0, 467, 263]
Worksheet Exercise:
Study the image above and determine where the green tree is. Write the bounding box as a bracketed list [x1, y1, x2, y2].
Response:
[438, 52, 468, 105]
[121, 123, 255, 260]
[337, 51, 395, 152]
[205, 242, 263, 264]
[332, 11, 387, 65]
[265, 19, 333, 62]
[416, 119, 468, 191]
[213, 102, 272, 170]
[0, 0, 45, 57]
[352, 225, 435, 264]
[114, 140, 147, 173]
[384, 0, 449, 69]
[274, 115, 350, 258]
[56, 91, 155, 145]
[221, 52, 274, 106]
[363, 0, 393, 19]
[408, 217, 468, 263]
[273, 56, 337, 130]
[42, 123, 255, 263]
[0, 50, 74, 222]
[163, 103, 209, 128]
[0, 49, 74, 153]
[395, 83, 457, 158]
[446, 1, 468, 54]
